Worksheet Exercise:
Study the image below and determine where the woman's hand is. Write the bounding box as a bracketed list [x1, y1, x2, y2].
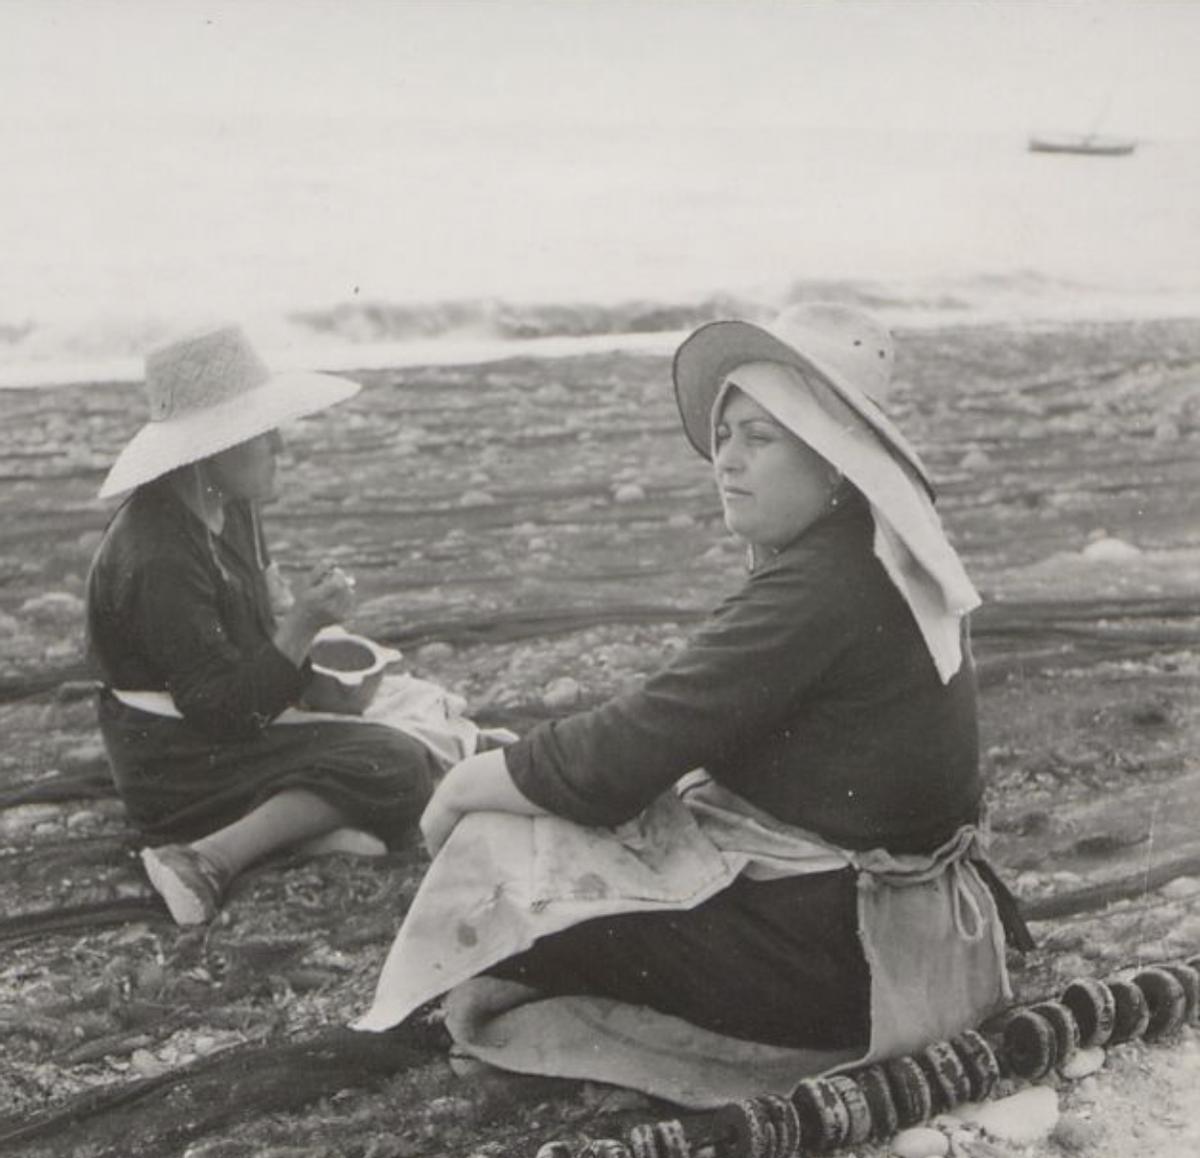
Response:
[273, 563, 356, 666]
[419, 748, 549, 858]
[292, 563, 356, 629]
[419, 793, 464, 859]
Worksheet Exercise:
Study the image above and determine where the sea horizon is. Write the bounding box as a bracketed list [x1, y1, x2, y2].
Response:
[4, 120, 1199, 389]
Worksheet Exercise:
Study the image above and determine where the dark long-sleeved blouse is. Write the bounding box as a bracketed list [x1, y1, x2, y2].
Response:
[86, 480, 309, 740]
[506, 495, 982, 855]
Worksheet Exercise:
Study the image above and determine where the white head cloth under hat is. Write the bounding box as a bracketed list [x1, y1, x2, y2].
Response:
[674, 304, 980, 682]
[674, 303, 933, 495]
[98, 326, 360, 499]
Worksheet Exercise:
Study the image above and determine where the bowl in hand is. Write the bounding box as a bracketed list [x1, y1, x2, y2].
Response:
[301, 627, 402, 716]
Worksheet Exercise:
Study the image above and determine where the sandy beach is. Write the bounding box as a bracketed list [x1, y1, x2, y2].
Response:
[2, 316, 1199, 1157]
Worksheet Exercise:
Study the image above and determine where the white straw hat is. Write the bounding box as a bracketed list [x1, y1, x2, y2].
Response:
[674, 304, 979, 681]
[672, 303, 934, 496]
[98, 326, 360, 499]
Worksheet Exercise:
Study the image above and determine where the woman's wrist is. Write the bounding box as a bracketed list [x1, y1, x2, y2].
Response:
[272, 609, 322, 667]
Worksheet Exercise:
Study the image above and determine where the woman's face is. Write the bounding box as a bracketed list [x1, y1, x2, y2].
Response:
[206, 429, 284, 503]
[713, 389, 840, 551]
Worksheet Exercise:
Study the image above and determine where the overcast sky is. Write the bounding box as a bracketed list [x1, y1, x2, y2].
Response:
[3, 0, 1196, 139]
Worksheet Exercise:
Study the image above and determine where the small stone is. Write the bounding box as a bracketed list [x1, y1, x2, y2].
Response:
[77, 529, 104, 554]
[182, 1142, 251, 1158]
[612, 482, 646, 504]
[963, 1086, 1059, 1143]
[1059, 1044, 1105, 1078]
[425, 1094, 473, 1121]
[959, 447, 991, 470]
[129, 1048, 166, 1077]
[1080, 537, 1141, 562]
[542, 677, 582, 710]
[60, 741, 107, 772]
[1154, 419, 1181, 441]
[20, 590, 85, 626]
[459, 489, 495, 506]
[1051, 1113, 1102, 1153]
[416, 642, 455, 664]
[134, 960, 166, 993]
[1160, 876, 1200, 900]
[56, 679, 102, 703]
[66, 809, 101, 832]
[891, 1125, 949, 1158]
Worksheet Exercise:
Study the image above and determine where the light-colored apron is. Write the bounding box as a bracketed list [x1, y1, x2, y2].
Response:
[354, 772, 1011, 1107]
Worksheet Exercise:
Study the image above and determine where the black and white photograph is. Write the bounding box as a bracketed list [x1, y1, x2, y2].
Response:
[1, 3, 1198, 1156]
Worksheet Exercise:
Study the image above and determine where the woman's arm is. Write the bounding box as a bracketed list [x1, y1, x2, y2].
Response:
[420, 748, 549, 856]
[506, 528, 862, 829]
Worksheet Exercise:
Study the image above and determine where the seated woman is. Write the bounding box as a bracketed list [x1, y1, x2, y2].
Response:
[356, 305, 1029, 1104]
[87, 326, 441, 927]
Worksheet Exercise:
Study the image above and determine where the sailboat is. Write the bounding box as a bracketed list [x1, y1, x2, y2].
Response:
[1027, 133, 1136, 156]
[1028, 76, 1137, 156]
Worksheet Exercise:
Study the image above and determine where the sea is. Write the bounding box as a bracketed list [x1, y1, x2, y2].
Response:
[2, 116, 1199, 388]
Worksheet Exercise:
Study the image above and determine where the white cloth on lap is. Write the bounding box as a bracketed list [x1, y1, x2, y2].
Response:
[112, 672, 480, 769]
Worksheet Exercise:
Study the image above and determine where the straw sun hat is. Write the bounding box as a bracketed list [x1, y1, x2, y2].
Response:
[673, 303, 980, 682]
[672, 302, 933, 496]
[99, 326, 360, 499]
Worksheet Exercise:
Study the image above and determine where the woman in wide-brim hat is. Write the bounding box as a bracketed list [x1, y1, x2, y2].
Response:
[86, 326, 439, 926]
[353, 304, 1030, 1105]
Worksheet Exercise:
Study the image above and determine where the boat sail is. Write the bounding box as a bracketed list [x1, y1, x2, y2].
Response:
[1028, 76, 1136, 156]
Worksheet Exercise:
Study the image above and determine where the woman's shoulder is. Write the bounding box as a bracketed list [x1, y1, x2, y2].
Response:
[97, 484, 203, 572]
[749, 498, 904, 624]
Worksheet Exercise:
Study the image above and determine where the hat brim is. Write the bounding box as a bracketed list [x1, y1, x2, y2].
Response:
[672, 320, 934, 495]
[99, 370, 360, 498]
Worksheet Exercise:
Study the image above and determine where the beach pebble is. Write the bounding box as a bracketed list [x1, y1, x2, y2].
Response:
[56, 678, 102, 702]
[60, 740, 107, 771]
[0, 610, 20, 636]
[1, 803, 62, 834]
[959, 447, 991, 470]
[1059, 1045, 1106, 1078]
[891, 1125, 949, 1157]
[1080, 536, 1141, 562]
[1051, 1113, 1102, 1153]
[77, 529, 104, 554]
[542, 676, 582, 710]
[20, 590, 85, 626]
[962, 1086, 1059, 1143]
[416, 642, 455, 664]
[129, 1047, 167, 1077]
[1154, 419, 1181, 441]
[612, 482, 646, 504]
[459, 489, 495, 506]
[425, 1094, 474, 1122]
[1159, 875, 1200, 900]
[667, 513, 695, 528]
[66, 809, 101, 832]
[182, 1142, 251, 1158]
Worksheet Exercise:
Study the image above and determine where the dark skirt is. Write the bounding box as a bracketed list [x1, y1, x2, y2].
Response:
[97, 692, 438, 848]
[489, 867, 871, 1050]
